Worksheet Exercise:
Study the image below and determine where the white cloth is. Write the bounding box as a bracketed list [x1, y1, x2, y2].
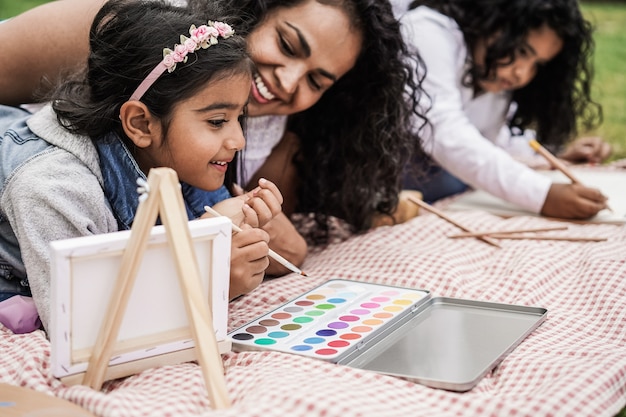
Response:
[239, 115, 288, 187]
[401, 7, 551, 213]
[389, 0, 412, 18]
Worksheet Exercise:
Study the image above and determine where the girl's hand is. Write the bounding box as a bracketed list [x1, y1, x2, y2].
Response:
[228, 224, 270, 299]
[541, 183, 608, 219]
[239, 178, 284, 228]
[211, 178, 284, 228]
[558, 136, 612, 164]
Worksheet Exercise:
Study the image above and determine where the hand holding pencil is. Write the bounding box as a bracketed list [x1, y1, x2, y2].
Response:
[529, 139, 611, 219]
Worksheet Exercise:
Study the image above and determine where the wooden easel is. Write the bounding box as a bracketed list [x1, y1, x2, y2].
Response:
[82, 167, 231, 409]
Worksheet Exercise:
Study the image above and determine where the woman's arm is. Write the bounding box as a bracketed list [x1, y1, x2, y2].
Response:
[244, 132, 307, 274]
[245, 131, 301, 216]
[0, 0, 105, 105]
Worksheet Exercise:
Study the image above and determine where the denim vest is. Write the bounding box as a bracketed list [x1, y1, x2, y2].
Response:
[95, 132, 231, 230]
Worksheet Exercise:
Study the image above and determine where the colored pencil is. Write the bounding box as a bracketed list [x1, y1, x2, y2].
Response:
[204, 206, 308, 277]
[406, 196, 501, 248]
[479, 234, 607, 242]
[529, 139, 582, 184]
[529, 139, 613, 212]
[448, 225, 569, 238]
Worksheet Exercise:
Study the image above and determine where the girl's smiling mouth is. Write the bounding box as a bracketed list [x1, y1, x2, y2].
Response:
[210, 160, 229, 173]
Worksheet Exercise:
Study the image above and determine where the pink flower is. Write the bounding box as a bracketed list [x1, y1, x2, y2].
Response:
[213, 21, 234, 38]
[190, 24, 209, 43]
[184, 38, 197, 53]
[162, 52, 176, 71]
[206, 26, 219, 39]
[172, 44, 187, 62]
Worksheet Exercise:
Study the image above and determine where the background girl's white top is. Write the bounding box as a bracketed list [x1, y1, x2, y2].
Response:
[401, 6, 552, 213]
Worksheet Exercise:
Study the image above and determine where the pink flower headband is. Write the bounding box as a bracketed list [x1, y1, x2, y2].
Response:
[129, 20, 235, 101]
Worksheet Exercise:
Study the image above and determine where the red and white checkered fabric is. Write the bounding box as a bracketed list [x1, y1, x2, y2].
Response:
[2, 208, 625, 417]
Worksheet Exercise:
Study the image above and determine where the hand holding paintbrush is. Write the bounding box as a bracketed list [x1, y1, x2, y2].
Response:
[205, 205, 308, 276]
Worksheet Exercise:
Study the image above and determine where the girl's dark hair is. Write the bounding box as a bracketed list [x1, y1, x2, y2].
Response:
[410, 0, 601, 148]
[51, 0, 250, 164]
[191, 0, 429, 237]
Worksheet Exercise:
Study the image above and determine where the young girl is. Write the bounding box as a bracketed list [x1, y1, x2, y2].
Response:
[396, 0, 611, 219]
[0, 0, 301, 330]
[0, 0, 429, 241]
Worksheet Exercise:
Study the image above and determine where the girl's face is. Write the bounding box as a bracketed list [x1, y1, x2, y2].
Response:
[475, 24, 563, 93]
[136, 73, 250, 191]
[246, 0, 363, 117]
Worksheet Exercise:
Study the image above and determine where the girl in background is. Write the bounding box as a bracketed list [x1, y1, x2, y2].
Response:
[396, 0, 611, 219]
[0, 0, 302, 330]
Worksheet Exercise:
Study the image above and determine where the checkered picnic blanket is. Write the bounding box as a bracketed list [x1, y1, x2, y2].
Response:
[1, 204, 625, 416]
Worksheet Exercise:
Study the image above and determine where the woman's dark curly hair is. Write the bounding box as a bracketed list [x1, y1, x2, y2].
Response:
[51, 0, 251, 188]
[191, 0, 429, 238]
[410, 0, 601, 149]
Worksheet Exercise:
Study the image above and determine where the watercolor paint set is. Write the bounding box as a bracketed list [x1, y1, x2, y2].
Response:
[229, 279, 547, 391]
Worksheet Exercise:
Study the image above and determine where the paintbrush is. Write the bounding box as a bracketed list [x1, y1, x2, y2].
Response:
[204, 205, 308, 277]
[406, 196, 501, 248]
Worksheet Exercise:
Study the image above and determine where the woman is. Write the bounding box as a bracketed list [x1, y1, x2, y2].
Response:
[0, 0, 429, 243]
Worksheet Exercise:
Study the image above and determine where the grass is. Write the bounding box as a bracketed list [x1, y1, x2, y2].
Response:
[581, 2, 626, 160]
[0, 0, 49, 19]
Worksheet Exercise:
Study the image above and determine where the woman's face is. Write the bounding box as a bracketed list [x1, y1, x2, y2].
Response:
[475, 24, 563, 93]
[246, 0, 363, 117]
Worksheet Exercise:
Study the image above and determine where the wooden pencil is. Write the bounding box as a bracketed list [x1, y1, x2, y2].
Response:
[529, 139, 581, 184]
[529, 139, 613, 213]
[482, 234, 607, 242]
[406, 196, 501, 248]
[204, 206, 308, 276]
[448, 225, 569, 238]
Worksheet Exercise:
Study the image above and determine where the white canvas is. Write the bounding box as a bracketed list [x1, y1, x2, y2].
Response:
[49, 216, 232, 379]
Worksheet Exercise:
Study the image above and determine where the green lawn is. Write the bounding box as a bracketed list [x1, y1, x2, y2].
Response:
[581, 2, 626, 160]
[0, 0, 48, 19]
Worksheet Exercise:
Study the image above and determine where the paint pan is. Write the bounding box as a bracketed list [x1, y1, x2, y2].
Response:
[229, 279, 547, 391]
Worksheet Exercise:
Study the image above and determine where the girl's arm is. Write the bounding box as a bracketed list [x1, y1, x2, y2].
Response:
[244, 132, 307, 274]
[0, 0, 105, 105]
